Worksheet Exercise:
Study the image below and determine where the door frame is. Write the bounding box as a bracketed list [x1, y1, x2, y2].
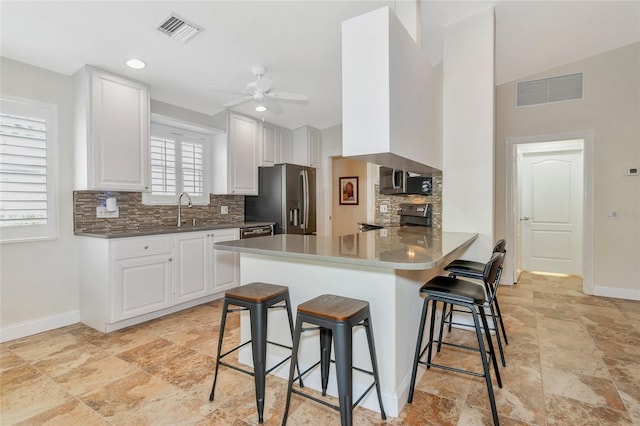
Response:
[505, 130, 594, 295]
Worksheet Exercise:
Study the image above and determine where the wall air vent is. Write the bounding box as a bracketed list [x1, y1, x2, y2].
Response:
[157, 14, 202, 43]
[516, 73, 583, 107]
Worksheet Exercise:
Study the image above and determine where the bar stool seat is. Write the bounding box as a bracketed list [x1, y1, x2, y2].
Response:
[209, 282, 301, 424]
[282, 294, 386, 426]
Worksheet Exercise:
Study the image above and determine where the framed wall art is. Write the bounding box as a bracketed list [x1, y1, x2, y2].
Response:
[339, 176, 359, 205]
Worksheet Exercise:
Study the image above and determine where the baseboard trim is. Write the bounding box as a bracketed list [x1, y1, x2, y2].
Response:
[0, 310, 80, 343]
[593, 286, 640, 301]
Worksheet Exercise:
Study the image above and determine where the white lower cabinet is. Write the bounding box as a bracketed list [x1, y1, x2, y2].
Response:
[114, 254, 173, 322]
[210, 228, 240, 292]
[79, 228, 240, 333]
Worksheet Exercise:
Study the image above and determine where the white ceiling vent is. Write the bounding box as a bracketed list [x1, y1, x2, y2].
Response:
[516, 73, 583, 107]
[157, 14, 202, 43]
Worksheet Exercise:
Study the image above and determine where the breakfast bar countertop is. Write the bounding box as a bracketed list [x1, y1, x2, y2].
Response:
[214, 228, 478, 270]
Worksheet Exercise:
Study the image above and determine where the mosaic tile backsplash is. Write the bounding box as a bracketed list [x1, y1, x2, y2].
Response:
[73, 191, 245, 233]
[373, 176, 442, 228]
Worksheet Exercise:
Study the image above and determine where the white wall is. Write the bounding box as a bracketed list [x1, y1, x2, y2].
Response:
[442, 9, 496, 262]
[0, 58, 79, 341]
[495, 43, 640, 298]
[319, 125, 343, 237]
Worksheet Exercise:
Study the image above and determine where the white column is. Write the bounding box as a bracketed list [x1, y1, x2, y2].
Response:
[442, 8, 496, 261]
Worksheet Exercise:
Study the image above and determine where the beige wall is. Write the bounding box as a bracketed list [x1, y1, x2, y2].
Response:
[495, 42, 640, 297]
[331, 157, 368, 237]
[0, 58, 79, 337]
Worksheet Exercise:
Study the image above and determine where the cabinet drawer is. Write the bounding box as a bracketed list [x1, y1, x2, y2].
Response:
[114, 236, 172, 259]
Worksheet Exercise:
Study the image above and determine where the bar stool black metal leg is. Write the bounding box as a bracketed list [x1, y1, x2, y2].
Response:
[425, 299, 438, 369]
[319, 327, 333, 396]
[408, 297, 429, 403]
[333, 322, 353, 426]
[210, 299, 230, 402]
[479, 307, 502, 389]
[282, 316, 303, 426]
[488, 303, 506, 367]
[472, 307, 499, 426]
[284, 295, 304, 387]
[250, 303, 268, 423]
[493, 297, 509, 345]
[363, 318, 386, 420]
[436, 302, 447, 353]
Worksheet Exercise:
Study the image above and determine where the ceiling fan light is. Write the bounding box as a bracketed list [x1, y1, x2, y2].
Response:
[125, 58, 147, 69]
[255, 104, 268, 112]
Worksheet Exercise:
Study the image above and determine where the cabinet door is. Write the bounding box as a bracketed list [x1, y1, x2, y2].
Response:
[113, 254, 172, 321]
[210, 229, 240, 293]
[228, 113, 259, 194]
[261, 123, 276, 167]
[277, 127, 292, 164]
[90, 68, 150, 191]
[308, 127, 321, 168]
[174, 232, 209, 304]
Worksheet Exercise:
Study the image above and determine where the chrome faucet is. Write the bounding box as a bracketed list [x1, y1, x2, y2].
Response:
[177, 192, 192, 227]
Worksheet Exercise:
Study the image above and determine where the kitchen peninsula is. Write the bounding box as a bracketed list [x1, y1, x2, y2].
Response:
[214, 228, 477, 417]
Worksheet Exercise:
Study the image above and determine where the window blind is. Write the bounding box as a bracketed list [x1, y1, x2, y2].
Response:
[150, 135, 177, 195]
[0, 113, 48, 227]
[181, 141, 203, 196]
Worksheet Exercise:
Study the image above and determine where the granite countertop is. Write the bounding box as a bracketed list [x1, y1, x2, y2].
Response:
[74, 222, 275, 239]
[213, 227, 478, 270]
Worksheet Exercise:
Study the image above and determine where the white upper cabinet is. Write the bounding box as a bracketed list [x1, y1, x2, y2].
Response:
[262, 122, 293, 166]
[261, 122, 277, 167]
[291, 125, 321, 168]
[211, 111, 259, 195]
[73, 66, 150, 191]
[341, 7, 442, 174]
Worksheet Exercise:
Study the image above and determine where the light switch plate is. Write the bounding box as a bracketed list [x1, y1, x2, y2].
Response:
[221, 206, 228, 214]
[380, 205, 388, 213]
[96, 206, 119, 218]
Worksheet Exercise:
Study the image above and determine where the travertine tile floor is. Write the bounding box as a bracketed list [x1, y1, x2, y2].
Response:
[1, 271, 639, 425]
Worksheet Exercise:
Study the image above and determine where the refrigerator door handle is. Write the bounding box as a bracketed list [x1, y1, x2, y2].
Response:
[301, 169, 309, 231]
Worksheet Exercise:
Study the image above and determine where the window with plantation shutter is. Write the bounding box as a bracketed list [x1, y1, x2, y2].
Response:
[143, 122, 210, 205]
[0, 95, 58, 243]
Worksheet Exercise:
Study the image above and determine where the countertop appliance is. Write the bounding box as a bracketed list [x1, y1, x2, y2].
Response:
[245, 163, 316, 235]
[379, 166, 433, 196]
[398, 203, 432, 227]
[240, 224, 274, 239]
[358, 202, 432, 232]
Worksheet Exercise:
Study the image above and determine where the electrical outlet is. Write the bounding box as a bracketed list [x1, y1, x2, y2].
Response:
[221, 205, 228, 214]
[606, 210, 618, 218]
[96, 206, 119, 218]
[379, 204, 388, 213]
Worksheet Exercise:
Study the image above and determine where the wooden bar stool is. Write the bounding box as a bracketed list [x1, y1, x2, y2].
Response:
[282, 294, 386, 426]
[209, 282, 302, 424]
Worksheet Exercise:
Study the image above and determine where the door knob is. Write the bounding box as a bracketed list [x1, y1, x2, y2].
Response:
[519, 216, 530, 221]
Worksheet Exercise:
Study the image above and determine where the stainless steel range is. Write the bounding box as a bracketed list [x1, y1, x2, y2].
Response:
[358, 203, 432, 232]
[398, 203, 432, 227]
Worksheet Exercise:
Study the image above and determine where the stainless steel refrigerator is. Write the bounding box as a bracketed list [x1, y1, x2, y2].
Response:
[245, 163, 316, 235]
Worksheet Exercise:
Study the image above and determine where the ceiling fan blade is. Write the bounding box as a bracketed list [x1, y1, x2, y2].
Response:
[266, 91, 309, 102]
[255, 75, 273, 93]
[207, 86, 243, 96]
[264, 98, 283, 113]
[224, 96, 252, 107]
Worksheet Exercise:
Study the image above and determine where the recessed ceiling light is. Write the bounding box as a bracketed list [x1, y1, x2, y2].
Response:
[125, 58, 147, 70]
[255, 105, 268, 112]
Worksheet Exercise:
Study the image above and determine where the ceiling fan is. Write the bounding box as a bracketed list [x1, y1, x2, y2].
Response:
[220, 66, 309, 113]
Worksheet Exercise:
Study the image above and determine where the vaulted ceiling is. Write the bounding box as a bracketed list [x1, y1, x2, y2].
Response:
[2, 1, 638, 129]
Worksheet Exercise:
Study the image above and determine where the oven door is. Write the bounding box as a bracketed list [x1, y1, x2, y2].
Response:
[240, 225, 274, 239]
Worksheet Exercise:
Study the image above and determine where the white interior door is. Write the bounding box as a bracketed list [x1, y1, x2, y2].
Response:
[519, 146, 583, 275]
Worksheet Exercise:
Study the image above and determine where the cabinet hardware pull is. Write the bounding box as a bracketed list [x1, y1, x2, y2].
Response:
[168, 258, 173, 262]
[144, 245, 149, 249]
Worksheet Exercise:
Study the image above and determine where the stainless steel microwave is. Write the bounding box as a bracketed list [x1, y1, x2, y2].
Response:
[379, 167, 407, 195]
[379, 166, 432, 196]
